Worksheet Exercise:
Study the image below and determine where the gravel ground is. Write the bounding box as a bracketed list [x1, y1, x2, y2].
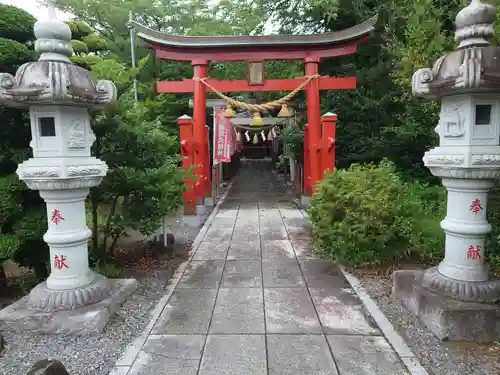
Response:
[354, 267, 499, 375]
[0, 212, 207, 375]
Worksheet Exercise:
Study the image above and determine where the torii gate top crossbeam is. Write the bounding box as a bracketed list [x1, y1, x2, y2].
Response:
[131, 15, 377, 62]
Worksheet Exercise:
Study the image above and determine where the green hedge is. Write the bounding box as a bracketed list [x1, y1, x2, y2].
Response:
[0, 4, 36, 43]
[308, 161, 445, 266]
[0, 37, 34, 74]
[486, 185, 500, 275]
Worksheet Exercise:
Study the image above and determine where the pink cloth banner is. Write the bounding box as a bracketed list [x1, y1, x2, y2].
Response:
[214, 107, 233, 163]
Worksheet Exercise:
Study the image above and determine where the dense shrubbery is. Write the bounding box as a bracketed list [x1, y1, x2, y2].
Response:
[281, 126, 304, 163]
[0, 4, 49, 284]
[308, 161, 446, 266]
[486, 185, 500, 275]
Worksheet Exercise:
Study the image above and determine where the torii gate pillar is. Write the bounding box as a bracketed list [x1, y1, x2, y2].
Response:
[305, 57, 322, 191]
[192, 59, 210, 203]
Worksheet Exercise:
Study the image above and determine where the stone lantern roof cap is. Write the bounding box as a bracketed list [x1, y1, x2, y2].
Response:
[0, 0, 116, 109]
[455, 0, 496, 49]
[412, 0, 500, 99]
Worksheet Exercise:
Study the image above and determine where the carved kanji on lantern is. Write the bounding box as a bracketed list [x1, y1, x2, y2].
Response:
[469, 199, 483, 215]
[54, 254, 69, 270]
[51, 209, 64, 225]
[467, 246, 481, 260]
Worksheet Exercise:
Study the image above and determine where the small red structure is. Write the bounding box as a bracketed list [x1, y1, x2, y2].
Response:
[133, 16, 377, 210]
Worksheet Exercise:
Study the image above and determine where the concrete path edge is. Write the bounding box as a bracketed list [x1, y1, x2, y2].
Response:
[299, 208, 429, 375]
[341, 269, 429, 375]
[109, 183, 233, 375]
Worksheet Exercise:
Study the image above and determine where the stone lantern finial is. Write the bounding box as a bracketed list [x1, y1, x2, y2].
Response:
[0, 0, 116, 108]
[455, 0, 496, 49]
[33, 0, 73, 62]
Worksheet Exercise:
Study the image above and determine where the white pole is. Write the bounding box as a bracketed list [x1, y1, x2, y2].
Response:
[288, 117, 295, 182]
[212, 107, 220, 198]
[129, 11, 138, 102]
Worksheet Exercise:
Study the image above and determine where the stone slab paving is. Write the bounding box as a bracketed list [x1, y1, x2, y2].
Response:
[121, 160, 412, 375]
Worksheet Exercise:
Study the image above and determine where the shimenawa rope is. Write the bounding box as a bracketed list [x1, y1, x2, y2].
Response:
[193, 74, 321, 112]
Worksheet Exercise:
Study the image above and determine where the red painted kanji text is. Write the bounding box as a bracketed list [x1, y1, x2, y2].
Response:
[467, 245, 481, 260]
[54, 254, 69, 270]
[51, 208, 65, 225]
[469, 199, 483, 215]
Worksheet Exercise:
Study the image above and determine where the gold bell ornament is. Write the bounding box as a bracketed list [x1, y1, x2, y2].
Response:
[278, 103, 292, 118]
[251, 111, 264, 126]
[223, 104, 236, 118]
[252, 133, 259, 144]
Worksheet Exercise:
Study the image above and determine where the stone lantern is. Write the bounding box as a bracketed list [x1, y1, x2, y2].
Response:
[394, 0, 500, 343]
[0, 1, 136, 335]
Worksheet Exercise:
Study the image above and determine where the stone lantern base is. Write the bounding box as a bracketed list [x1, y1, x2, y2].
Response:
[393, 269, 500, 343]
[0, 278, 136, 336]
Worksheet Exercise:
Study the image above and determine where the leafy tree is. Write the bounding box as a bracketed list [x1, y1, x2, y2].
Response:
[0, 4, 49, 284]
[66, 19, 107, 70]
[87, 58, 184, 262]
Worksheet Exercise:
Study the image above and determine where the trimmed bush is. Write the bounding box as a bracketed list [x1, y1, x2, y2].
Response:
[0, 37, 34, 74]
[308, 161, 445, 266]
[0, 4, 36, 43]
[71, 39, 89, 54]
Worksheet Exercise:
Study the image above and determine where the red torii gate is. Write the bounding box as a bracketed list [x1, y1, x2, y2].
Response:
[132, 16, 377, 212]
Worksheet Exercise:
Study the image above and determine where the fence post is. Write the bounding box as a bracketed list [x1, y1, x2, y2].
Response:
[321, 112, 337, 175]
[178, 115, 197, 216]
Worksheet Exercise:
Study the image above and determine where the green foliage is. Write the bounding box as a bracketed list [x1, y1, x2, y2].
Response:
[0, 174, 48, 277]
[0, 175, 24, 229]
[66, 19, 104, 70]
[0, 37, 34, 74]
[65, 19, 93, 40]
[308, 162, 445, 266]
[12, 209, 49, 277]
[0, 4, 48, 279]
[281, 126, 304, 163]
[88, 59, 184, 261]
[70, 54, 103, 70]
[485, 183, 500, 275]
[93, 260, 123, 277]
[82, 34, 108, 52]
[0, 4, 36, 43]
[67, 18, 180, 261]
[71, 39, 89, 54]
[92, 59, 133, 86]
[0, 235, 19, 263]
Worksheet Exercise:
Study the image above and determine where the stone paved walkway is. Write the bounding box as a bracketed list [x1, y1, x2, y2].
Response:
[124, 160, 411, 375]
